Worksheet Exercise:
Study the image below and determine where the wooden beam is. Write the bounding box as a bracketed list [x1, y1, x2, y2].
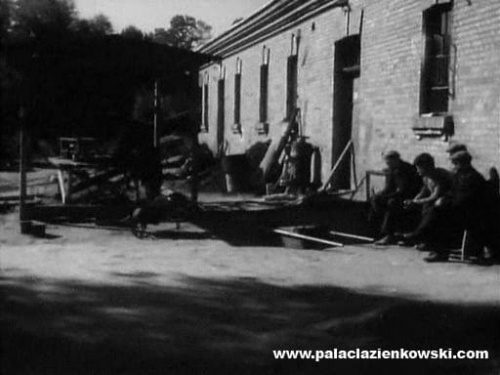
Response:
[321, 139, 353, 191]
[274, 228, 343, 247]
[329, 231, 374, 242]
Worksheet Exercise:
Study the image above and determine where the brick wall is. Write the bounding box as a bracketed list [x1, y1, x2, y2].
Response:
[360, 0, 500, 180]
[199, 6, 353, 181]
[199, 0, 500, 196]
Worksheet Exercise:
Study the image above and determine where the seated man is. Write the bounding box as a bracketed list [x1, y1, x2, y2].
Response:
[371, 151, 422, 245]
[445, 142, 467, 156]
[399, 153, 453, 248]
[426, 151, 500, 262]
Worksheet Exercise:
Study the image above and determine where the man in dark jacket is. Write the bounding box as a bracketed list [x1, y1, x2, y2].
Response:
[425, 151, 500, 262]
[372, 151, 422, 245]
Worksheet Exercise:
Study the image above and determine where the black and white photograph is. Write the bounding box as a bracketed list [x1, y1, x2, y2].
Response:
[1, 0, 499, 374]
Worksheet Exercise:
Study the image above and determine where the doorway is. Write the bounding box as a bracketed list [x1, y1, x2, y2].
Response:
[331, 35, 360, 191]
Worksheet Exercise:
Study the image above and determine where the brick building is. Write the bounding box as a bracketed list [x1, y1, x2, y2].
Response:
[198, 0, 500, 197]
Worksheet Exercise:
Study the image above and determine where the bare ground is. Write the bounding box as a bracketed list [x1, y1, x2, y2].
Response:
[1, 209, 500, 375]
[1, 170, 500, 374]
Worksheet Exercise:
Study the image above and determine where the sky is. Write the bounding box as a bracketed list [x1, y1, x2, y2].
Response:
[74, 0, 270, 36]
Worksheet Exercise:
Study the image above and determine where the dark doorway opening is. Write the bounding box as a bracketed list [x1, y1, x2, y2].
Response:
[332, 35, 360, 191]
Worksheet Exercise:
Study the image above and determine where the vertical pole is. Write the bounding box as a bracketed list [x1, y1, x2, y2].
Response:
[19, 107, 29, 232]
[153, 80, 159, 148]
[66, 170, 72, 204]
[461, 230, 468, 261]
[57, 169, 66, 204]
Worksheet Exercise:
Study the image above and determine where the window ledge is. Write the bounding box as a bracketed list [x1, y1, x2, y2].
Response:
[412, 114, 454, 140]
[255, 122, 269, 135]
[231, 123, 242, 134]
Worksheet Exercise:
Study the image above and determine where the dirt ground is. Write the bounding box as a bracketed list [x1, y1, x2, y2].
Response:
[1, 171, 500, 374]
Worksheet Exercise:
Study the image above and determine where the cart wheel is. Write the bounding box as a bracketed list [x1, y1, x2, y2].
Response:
[131, 222, 148, 239]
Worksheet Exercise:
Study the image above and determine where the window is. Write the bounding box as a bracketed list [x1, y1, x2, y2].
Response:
[286, 34, 299, 120]
[201, 72, 209, 132]
[234, 58, 242, 126]
[259, 46, 270, 124]
[420, 3, 452, 115]
[217, 65, 225, 135]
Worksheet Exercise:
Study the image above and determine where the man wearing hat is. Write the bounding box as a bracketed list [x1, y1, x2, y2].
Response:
[372, 151, 422, 246]
[427, 150, 500, 262]
[445, 142, 467, 156]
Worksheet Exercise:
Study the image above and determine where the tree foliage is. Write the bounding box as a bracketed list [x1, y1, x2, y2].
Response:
[0, 0, 12, 41]
[75, 14, 113, 36]
[121, 25, 144, 40]
[0, 2, 208, 162]
[153, 15, 212, 50]
[2, 0, 114, 41]
[9, 0, 77, 40]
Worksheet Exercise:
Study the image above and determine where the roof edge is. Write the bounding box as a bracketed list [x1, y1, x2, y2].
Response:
[199, 0, 347, 58]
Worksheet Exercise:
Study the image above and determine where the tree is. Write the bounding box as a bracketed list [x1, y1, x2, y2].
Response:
[87, 14, 113, 34]
[0, 0, 12, 41]
[121, 25, 143, 40]
[75, 14, 113, 36]
[153, 15, 212, 50]
[9, 0, 77, 40]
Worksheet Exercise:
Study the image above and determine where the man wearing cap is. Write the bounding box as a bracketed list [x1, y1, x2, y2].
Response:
[445, 142, 467, 156]
[371, 151, 422, 246]
[427, 150, 500, 262]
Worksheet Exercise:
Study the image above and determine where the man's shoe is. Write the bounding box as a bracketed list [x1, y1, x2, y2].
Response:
[424, 252, 449, 263]
[375, 235, 396, 246]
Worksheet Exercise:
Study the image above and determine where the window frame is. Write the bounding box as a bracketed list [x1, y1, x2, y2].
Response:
[259, 46, 270, 125]
[217, 65, 226, 135]
[285, 33, 299, 121]
[420, 3, 453, 116]
[234, 58, 242, 126]
[201, 72, 209, 132]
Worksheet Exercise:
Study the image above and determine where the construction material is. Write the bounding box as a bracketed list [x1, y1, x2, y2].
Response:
[329, 230, 374, 242]
[57, 170, 67, 204]
[460, 230, 468, 262]
[321, 139, 353, 192]
[259, 120, 294, 180]
[18, 220, 46, 237]
[25, 204, 101, 222]
[274, 228, 343, 247]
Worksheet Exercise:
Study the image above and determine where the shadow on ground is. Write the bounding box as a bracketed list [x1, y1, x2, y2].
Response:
[1, 274, 499, 375]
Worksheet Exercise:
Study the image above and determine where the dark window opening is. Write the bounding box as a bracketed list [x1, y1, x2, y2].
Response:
[202, 81, 209, 131]
[420, 3, 452, 115]
[217, 78, 225, 130]
[234, 73, 241, 124]
[259, 64, 269, 123]
[286, 55, 298, 120]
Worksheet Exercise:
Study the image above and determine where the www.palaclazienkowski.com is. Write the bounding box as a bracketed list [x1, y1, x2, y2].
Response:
[273, 348, 489, 361]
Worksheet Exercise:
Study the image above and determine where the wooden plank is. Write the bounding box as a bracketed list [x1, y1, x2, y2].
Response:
[274, 228, 343, 247]
[25, 204, 101, 221]
[57, 170, 66, 204]
[321, 139, 353, 192]
[329, 230, 374, 242]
